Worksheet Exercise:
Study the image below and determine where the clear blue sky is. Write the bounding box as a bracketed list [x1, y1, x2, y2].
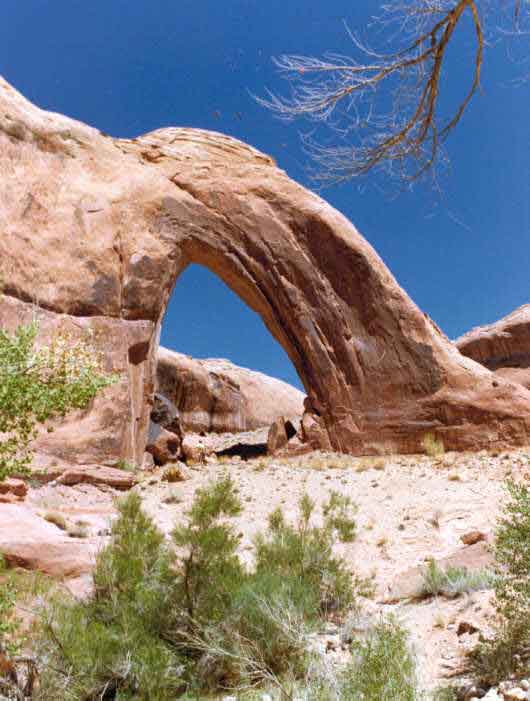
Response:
[1, 1, 528, 391]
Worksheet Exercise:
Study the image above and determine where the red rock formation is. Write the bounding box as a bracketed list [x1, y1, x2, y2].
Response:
[456, 305, 530, 390]
[156, 347, 305, 434]
[1, 76, 530, 460]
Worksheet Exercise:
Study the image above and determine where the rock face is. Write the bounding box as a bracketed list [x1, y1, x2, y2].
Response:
[0, 504, 96, 578]
[456, 305, 530, 390]
[156, 347, 305, 434]
[1, 76, 530, 461]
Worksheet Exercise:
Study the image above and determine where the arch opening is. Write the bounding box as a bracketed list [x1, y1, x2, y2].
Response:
[145, 264, 306, 464]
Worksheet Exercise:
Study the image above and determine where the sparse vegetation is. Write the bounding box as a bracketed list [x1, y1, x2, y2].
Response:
[340, 616, 419, 700]
[66, 520, 89, 539]
[468, 480, 530, 685]
[421, 559, 496, 599]
[0, 558, 52, 656]
[34, 477, 364, 699]
[114, 458, 136, 472]
[422, 433, 445, 458]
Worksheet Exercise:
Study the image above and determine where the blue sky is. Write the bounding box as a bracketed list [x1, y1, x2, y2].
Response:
[1, 1, 528, 390]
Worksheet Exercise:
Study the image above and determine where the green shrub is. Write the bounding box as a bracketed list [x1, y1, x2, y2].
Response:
[340, 616, 419, 700]
[0, 321, 115, 480]
[37, 493, 184, 700]
[469, 480, 530, 685]
[254, 492, 356, 616]
[171, 475, 244, 627]
[421, 559, 497, 598]
[36, 479, 361, 699]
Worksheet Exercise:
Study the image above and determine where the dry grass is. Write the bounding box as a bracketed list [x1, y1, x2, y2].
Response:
[43, 512, 67, 531]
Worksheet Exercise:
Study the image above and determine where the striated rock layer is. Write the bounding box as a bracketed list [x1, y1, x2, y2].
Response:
[156, 346, 305, 434]
[456, 305, 530, 390]
[1, 76, 530, 462]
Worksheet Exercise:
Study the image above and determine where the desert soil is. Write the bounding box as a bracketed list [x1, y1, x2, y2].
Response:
[24, 447, 530, 694]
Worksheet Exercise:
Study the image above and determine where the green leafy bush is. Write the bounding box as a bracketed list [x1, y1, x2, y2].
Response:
[340, 616, 419, 700]
[37, 493, 184, 701]
[0, 321, 115, 480]
[469, 479, 530, 685]
[254, 492, 356, 616]
[36, 478, 361, 698]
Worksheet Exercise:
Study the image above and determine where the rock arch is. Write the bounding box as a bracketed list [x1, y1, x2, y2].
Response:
[1, 76, 529, 468]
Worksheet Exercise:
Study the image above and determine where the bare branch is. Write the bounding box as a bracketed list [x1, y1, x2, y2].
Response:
[258, 0, 527, 186]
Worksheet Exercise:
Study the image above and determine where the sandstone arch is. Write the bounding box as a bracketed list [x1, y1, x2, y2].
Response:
[1, 76, 529, 469]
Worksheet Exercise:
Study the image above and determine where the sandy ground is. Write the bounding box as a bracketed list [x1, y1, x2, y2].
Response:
[26, 447, 530, 693]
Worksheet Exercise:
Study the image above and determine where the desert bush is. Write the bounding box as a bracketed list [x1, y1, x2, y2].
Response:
[468, 480, 530, 685]
[37, 493, 184, 700]
[0, 321, 115, 480]
[175, 486, 358, 692]
[339, 616, 419, 700]
[0, 557, 19, 657]
[421, 559, 497, 598]
[422, 433, 445, 458]
[35, 479, 361, 699]
[254, 492, 356, 616]
[171, 475, 245, 628]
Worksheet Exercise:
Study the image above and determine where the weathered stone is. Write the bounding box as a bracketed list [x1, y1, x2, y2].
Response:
[157, 348, 305, 434]
[1, 77, 530, 461]
[382, 542, 494, 603]
[0, 478, 28, 499]
[142, 451, 155, 470]
[0, 504, 96, 578]
[146, 424, 182, 466]
[57, 466, 137, 490]
[182, 428, 269, 462]
[181, 434, 207, 464]
[457, 305, 530, 390]
[267, 417, 289, 455]
[461, 530, 488, 546]
[150, 392, 182, 438]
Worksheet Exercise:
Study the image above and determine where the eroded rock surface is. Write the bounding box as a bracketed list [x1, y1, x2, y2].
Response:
[2, 76, 530, 461]
[156, 347, 305, 434]
[457, 305, 530, 390]
[0, 504, 96, 578]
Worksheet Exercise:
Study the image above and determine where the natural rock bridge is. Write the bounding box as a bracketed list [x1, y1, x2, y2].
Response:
[1, 76, 530, 468]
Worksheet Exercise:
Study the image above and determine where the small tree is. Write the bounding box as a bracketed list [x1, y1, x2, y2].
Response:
[0, 321, 115, 480]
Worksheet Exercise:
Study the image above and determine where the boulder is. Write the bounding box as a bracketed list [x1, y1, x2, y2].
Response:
[146, 424, 182, 466]
[156, 348, 304, 434]
[150, 392, 182, 437]
[382, 542, 494, 603]
[267, 417, 289, 455]
[456, 305, 530, 390]
[0, 478, 28, 500]
[0, 504, 96, 578]
[56, 466, 137, 490]
[1, 76, 530, 459]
